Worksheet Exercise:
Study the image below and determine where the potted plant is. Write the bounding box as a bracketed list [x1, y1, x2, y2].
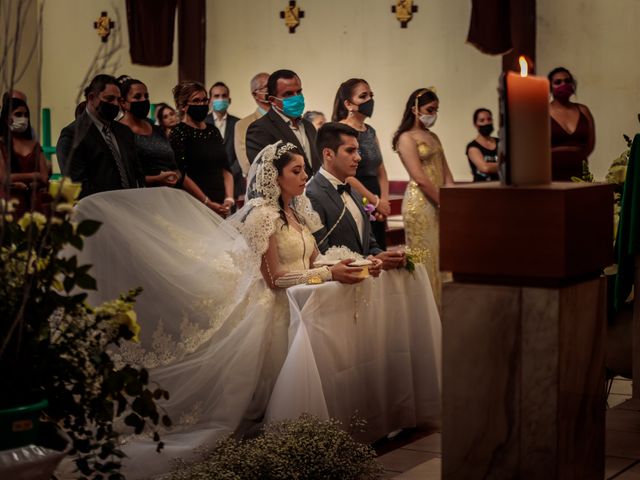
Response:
[0, 178, 170, 479]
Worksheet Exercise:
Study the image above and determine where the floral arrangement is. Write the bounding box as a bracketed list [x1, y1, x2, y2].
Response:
[167, 414, 383, 480]
[571, 132, 633, 240]
[0, 178, 168, 478]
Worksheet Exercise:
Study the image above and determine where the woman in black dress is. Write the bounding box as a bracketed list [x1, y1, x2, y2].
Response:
[170, 81, 234, 217]
[466, 108, 499, 182]
[332, 78, 391, 249]
[118, 78, 181, 188]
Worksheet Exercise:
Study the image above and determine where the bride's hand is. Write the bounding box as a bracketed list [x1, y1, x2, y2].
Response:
[329, 259, 364, 284]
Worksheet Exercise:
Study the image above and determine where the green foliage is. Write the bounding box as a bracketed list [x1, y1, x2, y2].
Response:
[0, 179, 169, 478]
[167, 414, 383, 480]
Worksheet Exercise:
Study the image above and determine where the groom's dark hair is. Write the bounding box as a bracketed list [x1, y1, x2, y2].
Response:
[316, 122, 359, 156]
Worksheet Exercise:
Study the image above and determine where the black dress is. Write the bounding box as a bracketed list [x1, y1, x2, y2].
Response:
[466, 138, 499, 182]
[134, 125, 179, 177]
[355, 125, 386, 249]
[170, 123, 231, 203]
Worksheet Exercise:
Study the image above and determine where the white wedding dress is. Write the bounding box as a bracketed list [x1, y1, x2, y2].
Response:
[70, 142, 334, 479]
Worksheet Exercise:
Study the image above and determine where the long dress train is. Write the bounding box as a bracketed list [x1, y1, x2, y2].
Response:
[72, 187, 316, 478]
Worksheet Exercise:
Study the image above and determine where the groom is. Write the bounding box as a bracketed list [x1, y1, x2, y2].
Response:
[306, 123, 405, 270]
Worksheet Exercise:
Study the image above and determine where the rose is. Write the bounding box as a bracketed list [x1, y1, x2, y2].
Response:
[49, 177, 82, 203]
[17, 211, 48, 231]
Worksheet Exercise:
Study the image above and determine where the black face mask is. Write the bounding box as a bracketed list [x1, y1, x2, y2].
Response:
[187, 104, 209, 122]
[97, 101, 120, 122]
[357, 98, 374, 118]
[478, 123, 494, 137]
[129, 100, 150, 120]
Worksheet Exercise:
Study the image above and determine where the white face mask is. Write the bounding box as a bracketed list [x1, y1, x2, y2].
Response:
[9, 116, 29, 133]
[419, 113, 437, 129]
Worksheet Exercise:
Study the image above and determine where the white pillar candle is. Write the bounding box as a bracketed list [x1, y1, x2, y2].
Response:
[505, 58, 552, 185]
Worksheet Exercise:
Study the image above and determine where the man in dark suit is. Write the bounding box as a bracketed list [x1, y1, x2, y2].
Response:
[306, 122, 405, 270]
[246, 69, 321, 176]
[205, 81, 242, 198]
[57, 74, 143, 198]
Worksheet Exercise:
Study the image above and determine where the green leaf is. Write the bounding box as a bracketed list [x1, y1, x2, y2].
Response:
[63, 275, 75, 293]
[124, 413, 139, 428]
[76, 219, 102, 237]
[76, 273, 97, 290]
[68, 235, 83, 250]
[161, 415, 172, 428]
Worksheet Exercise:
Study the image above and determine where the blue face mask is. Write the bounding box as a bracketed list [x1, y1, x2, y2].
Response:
[212, 99, 229, 112]
[278, 94, 305, 118]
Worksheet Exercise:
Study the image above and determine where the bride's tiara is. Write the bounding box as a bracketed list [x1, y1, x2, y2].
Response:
[274, 142, 298, 161]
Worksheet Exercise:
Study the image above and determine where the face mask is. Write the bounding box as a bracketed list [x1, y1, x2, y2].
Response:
[553, 83, 575, 101]
[356, 98, 374, 118]
[212, 99, 229, 113]
[129, 100, 150, 120]
[187, 104, 209, 122]
[9, 116, 29, 133]
[97, 101, 120, 122]
[419, 113, 437, 129]
[478, 123, 494, 136]
[277, 94, 305, 118]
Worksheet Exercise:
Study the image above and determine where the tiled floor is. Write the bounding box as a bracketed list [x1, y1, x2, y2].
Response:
[379, 377, 637, 479]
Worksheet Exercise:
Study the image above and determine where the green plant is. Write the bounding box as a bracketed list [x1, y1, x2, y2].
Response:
[0, 178, 169, 479]
[168, 414, 383, 480]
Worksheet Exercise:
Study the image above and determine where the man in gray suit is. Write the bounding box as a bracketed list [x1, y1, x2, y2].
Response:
[306, 122, 405, 270]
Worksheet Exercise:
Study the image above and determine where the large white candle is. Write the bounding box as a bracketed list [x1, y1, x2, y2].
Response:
[505, 57, 551, 185]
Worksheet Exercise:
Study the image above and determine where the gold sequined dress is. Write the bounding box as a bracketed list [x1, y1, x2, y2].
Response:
[402, 135, 446, 306]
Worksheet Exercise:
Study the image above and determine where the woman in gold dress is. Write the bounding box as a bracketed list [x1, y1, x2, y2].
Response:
[393, 88, 454, 306]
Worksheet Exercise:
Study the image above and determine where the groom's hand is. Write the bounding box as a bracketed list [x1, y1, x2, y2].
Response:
[330, 259, 364, 284]
[376, 250, 406, 270]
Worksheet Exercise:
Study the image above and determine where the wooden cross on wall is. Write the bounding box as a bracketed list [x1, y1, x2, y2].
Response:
[280, 1, 304, 34]
[392, 0, 418, 28]
[94, 11, 115, 42]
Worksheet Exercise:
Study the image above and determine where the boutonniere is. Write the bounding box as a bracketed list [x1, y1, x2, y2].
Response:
[362, 197, 376, 221]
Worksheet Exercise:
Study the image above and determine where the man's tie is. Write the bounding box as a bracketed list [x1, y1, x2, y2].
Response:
[102, 125, 130, 188]
[336, 183, 351, 195]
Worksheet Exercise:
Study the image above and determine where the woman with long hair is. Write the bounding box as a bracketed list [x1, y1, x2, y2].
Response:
[393, 88, 454, 306]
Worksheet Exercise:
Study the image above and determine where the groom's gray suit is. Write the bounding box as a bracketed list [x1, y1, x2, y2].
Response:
[305, 172, 383, 256]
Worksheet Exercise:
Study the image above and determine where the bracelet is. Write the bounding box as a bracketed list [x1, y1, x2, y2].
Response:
[373, 195, 380, 209]
[203, 196, 209, 206]
[224, 197, 235, 205]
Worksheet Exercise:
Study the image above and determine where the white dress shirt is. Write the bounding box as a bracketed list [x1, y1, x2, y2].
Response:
[273, 107, 312, 164]
[318, 167, 364, 242]
[213, 113, 228, 139]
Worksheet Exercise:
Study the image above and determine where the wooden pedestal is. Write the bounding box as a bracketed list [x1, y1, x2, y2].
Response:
[440, 183, 610, 479]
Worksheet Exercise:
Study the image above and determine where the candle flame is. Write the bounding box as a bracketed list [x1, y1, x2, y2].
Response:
[519, 56, 528, 77]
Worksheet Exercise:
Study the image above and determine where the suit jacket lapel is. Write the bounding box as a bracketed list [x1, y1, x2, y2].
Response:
[268, 110, 312, 170]
[316, 174, 362, 249]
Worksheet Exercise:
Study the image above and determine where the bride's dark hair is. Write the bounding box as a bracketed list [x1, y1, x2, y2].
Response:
[273, 147, 302, 226]
[392, 88, 439, 151]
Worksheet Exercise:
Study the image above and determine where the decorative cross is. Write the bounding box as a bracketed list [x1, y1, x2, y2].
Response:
[391, 0, 418, 28]
[280, 1, 304, 34]
[94, 11, 115, 43]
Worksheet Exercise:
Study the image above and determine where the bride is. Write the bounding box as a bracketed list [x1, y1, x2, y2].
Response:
[72, 141, 374, 478]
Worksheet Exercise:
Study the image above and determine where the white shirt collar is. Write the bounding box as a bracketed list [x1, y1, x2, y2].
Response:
[319, 167, 347, 188]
